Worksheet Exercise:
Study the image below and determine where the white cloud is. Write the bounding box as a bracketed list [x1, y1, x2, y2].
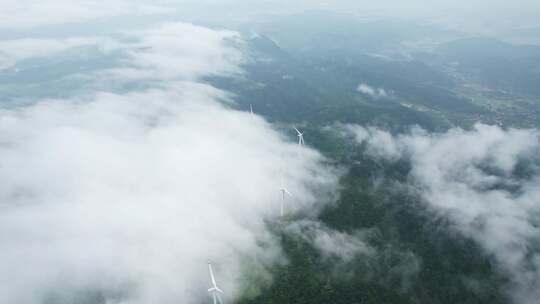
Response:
[0, 22, 339, 304]
[342, 124, 401, 160]
[285, 220, 374, 263]
[0, 86, 336, 304]
[357, 83, 389, 99]
[111, 23, 244, 81]
[345, 123, 540, 303]
[0, 22, 242, 84]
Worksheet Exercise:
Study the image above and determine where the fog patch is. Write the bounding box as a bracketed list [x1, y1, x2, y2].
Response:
[343, 123, 540, 303]
[285, 220, 375, 263]
[0, 22, 339, 304]
[357, 83, 389, 99]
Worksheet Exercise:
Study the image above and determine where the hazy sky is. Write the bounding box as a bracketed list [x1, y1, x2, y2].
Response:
[1, 0, 539, 33]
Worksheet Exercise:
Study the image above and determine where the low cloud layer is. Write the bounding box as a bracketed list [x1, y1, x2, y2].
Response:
[113, 23, 244, 81]
[357, 84, 389, 99]
[0, 22, 338, 304]
[344, 123, 540, 303]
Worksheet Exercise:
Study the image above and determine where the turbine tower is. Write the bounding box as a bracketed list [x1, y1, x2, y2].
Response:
[294, 126, 305, 147]
[250, 104, 254, 116]
[207, 262, 224, 304]
[279, 174, 293, 217]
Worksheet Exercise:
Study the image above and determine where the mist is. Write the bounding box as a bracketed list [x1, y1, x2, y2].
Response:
[2, 1, 540, 303]
[344, 124, 540, 303]
[2, 0, 540, 35]
[0, 21, 338, 303]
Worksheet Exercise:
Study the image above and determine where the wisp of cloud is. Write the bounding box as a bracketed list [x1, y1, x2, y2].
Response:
[344, 123, 540, 303]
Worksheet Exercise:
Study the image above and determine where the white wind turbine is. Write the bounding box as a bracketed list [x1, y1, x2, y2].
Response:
[250, 104, 254, 116]
[294, 126, 305, 147]
[279, 174, 293, 217]
[207, 262, 224, 304]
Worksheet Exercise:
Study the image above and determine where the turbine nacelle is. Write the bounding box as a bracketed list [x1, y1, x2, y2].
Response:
[208, 287, 224, 293]
[294, 126, 305, 147]
[279, 174, 293, 217]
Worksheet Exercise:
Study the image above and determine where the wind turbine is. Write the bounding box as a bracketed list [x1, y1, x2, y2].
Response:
[279, 174, 293, 217]
[207, 262, 224, 304]
[294, 126, 305, 147]
[250, 104, 254, 116]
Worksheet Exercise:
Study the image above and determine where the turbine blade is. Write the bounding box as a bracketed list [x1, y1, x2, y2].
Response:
[284, 188, 293, 196]
[294, 126, 301, 135]
[208, 263, 217, 286]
